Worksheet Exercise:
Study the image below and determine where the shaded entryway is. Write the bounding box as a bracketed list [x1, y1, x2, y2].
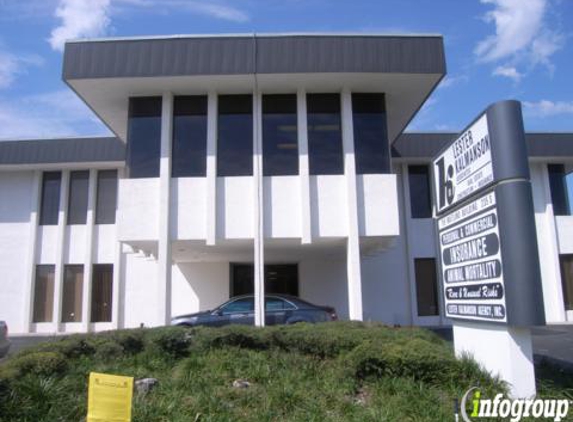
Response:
[231, 264, 298, 297]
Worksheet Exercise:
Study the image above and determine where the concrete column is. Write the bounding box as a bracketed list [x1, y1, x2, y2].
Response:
[113, 168, 126, 329]
[23, 170, 41, 332]
[81, 169, 97, 332]
[253, 91, 265, 327]
[531, 164, 566, 323]
[454, 321, 536, 398]
[206, 92, 218, 245]
[341, 90, 363, 321]
[157, 92, 173, 326]
[53, 170, 70, 332]
[297, 89, 312, 244]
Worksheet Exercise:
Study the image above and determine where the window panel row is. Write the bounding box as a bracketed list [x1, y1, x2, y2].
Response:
[33, 264, 113, 323]
[127, 93, 390, 178]
[39, 170, 118, 226]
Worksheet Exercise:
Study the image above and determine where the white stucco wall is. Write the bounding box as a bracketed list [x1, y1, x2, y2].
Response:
[171, 262, 230, 316]
[0, 171, 34, 333]
[171, 177, 207, 240]
[122, 254, 160, 328]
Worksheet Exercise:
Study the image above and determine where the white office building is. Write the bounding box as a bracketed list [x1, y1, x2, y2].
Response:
[0, 34, 572, 335]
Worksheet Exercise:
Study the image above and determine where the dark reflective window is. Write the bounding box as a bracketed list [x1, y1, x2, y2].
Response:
[548, 164, 571, 216]
[217, 95, 253, 176]
[262, 94, 298, 176]
[33, 265, 55, 322]
[67, 170, 89, 225]
[172, 96, 207, 177]
[96, 170, 118, 224]
[127, 97, 162, 178]
[222, 298, 254, 314]
[307, 94, 343, 175]
[561, 255, 573, 311]
[414, 258, 439, 316]
[91, 264, 113, 322]
[62, 265, 83, 322]
[40, 172, 61, 225]
[352, 93, 389, 174]
[408, 165, 433, 218]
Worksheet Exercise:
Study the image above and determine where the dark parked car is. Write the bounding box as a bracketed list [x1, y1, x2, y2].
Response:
[171, 294, 337, 327]
[0, 321, 10, 358]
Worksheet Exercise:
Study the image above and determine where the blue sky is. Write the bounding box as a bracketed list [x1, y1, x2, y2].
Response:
[0, 0, 572, 140]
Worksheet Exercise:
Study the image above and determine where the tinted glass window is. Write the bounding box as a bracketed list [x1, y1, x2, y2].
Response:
[172, 96, 208, 177]
[561, 255, 573, 311]
[127, 97, 162, 178]
[217, 95, 253, 176]
[307, 94, 343, 175]
[91, 264, 113, 322]
[414, 258, 439, 316]
[409, 165, 433, 218]
[33, 265, 55, 322]
[40, 172, 61, 225]
[352, 93, 389, 174]
[548, 164, 571, 216]
[265, 297, 296, 311]
[262, 94, 298, 176]
[222, 298, 254, 314]
[96, 170, 118, 224]
[67, 170, 89, 225]
[62, 265, 83, 322]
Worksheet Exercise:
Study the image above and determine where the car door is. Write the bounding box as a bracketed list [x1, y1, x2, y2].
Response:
[219, 297, 255, 326]
[265, 297, 296, 325]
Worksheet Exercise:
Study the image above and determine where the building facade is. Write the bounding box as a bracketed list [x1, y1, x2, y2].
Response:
[0, 34, 572, 334]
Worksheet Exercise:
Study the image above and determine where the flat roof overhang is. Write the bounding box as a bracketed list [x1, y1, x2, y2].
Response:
[63, 34, 446, 142]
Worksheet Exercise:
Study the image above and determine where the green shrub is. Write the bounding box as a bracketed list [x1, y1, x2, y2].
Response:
[208, 325, 270, 351]
[110, 329, 146, 355]
[9, 351, 68, 377]
[147, 326, 191, 358]
[343, 337, 459, 385]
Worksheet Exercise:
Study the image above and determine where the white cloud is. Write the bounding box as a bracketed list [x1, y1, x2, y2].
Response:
[49, 0, 111, 51]
[48, 0, 250, 51]
[115, 0, 249, 22]
[523, 100, 573, 118]
[492, 65, 522, 82]
[0, 50, 44, 89]
[475, 0, 546, 62]
[438, 74, 469, 89]
[475, 0, 564, 78]
[0, 90, 109, 139]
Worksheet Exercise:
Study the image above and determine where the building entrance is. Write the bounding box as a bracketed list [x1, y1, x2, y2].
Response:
[231, 264, 299, 297]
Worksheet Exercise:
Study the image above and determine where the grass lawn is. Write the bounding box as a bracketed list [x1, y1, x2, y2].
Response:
[0, 322, 572, 421]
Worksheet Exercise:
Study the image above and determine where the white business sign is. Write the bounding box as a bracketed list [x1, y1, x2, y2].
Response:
[433, 114, 493, 214]
[438, 190, 507, 323]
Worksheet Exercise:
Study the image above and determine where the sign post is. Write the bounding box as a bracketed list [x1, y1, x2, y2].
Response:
[432, 100, 545, 398]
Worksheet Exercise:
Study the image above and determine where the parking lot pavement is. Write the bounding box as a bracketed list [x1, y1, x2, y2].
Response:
[431, 324, 573, 370]
[531, 325, 573, 369]
[1, 334, 59, 360]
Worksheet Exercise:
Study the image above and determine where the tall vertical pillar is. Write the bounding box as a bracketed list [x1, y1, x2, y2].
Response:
[253, 91, 265, 327]
[157, 92, 173, 326]
[341, 90, 363, 321]
[81, 169, 97, 332]
[23, 171, 41, 332]
[53, 170, 70, 332]
[297, 89, 312, 244]
[206, 92, 218, 246]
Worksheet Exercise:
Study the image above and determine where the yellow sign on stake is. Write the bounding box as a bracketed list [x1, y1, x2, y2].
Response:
[87, 372, 134, 422]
